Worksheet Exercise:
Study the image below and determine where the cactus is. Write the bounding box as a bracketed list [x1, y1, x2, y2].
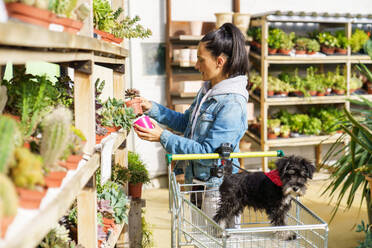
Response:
[0, 174, 18, 217]
[40, 107, 72, 171]
[0, 85, 7, 114]
[125, 88, 140, 100]
[10, 147, 45, 189]
[0, 115, 20, 174]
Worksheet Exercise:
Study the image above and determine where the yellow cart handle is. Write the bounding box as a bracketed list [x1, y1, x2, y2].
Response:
[166, 150, 284, 163]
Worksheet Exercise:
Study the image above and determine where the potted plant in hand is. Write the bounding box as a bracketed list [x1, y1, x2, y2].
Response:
[125, 88, 142, 116]
[127, 151, 150, 199]
[318, 32, 338, 55]
[306, 39, 320, 55]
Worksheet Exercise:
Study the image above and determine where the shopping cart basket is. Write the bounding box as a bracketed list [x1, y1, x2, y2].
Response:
[167, 151, 328, 248]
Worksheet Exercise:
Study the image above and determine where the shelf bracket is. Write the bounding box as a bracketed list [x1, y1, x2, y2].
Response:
[69, 60, 93, 74]
[96, 62, 125, 74]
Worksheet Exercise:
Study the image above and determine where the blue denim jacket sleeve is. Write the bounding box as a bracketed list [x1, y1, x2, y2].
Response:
[147, 99, 196, 133]
[158, 97, 246, 157]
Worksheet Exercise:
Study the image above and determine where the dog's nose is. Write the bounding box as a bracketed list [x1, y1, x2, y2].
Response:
[293, 187, 299, 192]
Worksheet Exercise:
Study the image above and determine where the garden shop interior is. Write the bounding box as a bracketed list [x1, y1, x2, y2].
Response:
[0, 0, 372, 248]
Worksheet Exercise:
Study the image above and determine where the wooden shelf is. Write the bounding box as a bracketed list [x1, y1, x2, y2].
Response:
[246, 130, 343, 147]
[0, 154, 100, 248]
[171, 92, 197, 98]
[249, 92, 347, 106]
[0, 21, 128, 63]
[106, 223, 127, 248]
[171, 61, 196, 68]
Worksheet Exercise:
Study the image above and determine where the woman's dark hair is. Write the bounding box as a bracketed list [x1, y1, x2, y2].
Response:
[201, 23, 248, 77]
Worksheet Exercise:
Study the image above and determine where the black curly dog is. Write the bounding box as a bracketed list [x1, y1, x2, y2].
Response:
[213, 155, 315, 240]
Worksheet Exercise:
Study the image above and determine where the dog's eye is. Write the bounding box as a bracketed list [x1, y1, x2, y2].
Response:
[288, 169, 295, 175]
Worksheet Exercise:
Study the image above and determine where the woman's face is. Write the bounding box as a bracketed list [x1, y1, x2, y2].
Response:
[195, 42, 223, 83]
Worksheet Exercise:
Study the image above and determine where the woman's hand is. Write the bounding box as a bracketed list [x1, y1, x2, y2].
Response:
[134, 119, 163, 142]
[139, 97, 152, 112]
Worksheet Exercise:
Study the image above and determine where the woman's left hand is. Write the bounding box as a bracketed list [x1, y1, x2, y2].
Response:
[134, 119, 163, 142]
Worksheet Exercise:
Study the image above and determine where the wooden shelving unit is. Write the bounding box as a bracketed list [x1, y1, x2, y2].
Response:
[0, 16, 129, 248]
[249, 11, 372, 171]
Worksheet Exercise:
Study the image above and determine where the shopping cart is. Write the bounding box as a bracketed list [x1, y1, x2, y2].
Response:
[167, 150, 328, 248]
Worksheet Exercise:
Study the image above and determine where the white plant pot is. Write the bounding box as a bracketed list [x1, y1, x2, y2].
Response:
[173, 49, 181, 63]
[190, 21, 203, 36]
[214, 12, 233, 29]
[189, 48, 198, 64]
[233, 13, 251, 37]
[179, 48, 190, 67]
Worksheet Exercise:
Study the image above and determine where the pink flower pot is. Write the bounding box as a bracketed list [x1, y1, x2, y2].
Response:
[134, 116, 154, 129]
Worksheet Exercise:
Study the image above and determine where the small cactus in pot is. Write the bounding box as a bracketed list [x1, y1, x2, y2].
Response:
[125, 88, 142, 116]
[40, 107, 72, 171]
[0, 115, 21, 174]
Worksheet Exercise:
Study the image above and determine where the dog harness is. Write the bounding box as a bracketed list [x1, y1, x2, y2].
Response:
[264, 170, 283, 187]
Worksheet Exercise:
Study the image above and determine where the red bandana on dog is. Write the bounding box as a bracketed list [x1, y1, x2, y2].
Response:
[264, 170, 283, 187]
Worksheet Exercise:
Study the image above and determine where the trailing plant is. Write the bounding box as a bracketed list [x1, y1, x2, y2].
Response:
[128, 151, 150, 185]
[10, 147, 45, 189]
[350, 29, 369, 53]
[40, 107, 72, 171]
[321, 97, 372, 221]
[0, 115, 20, 174]
[0, 174, 18, 218]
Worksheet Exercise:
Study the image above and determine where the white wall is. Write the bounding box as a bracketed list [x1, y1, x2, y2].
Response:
[127, 0, 372, 179]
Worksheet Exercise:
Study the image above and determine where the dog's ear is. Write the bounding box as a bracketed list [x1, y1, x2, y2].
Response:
[275, 156, 290, 175]
[301, 157, 315, 179]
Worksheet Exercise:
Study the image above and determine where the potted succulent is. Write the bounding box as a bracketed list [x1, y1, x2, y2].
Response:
[350, 29, 369, 54]
[306, 39, 320, 55]
[349, 76, 363, 94]
[317, 32, 338, 55]
[267, 28, 283, 54]
[278, 32, 295, 55]
[127, 151, 150, 199]
[125, 88, 142, 116]
[267, 119, 281, 139]
[280, 125, 290, 138]
[332, 66, 347, 95]
[0, 174, 19, 238]
[335, 30, 349, 54]
[294, 37, 309, 55]
[40, 107, 72, 188]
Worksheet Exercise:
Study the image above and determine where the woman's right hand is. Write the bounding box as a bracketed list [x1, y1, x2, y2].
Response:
[139, 97, 152, 112]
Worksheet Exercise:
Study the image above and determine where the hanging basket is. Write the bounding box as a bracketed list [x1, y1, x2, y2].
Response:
[128, 182, 143, 199]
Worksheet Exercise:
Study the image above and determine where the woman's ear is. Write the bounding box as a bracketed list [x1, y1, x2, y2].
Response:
[216, 54, 227, 68]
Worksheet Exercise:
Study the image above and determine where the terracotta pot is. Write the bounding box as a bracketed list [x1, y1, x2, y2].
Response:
[280, 133, 290, 138]
[293, 91, 304, 97]
[94, 28, 123, 44]
[309, 90, 317, 96]
[125, 98, 143, 116]
[295, 49, 306, 55]
[44, 171, 67, 188]
[103, 217, 115, 227]
[129, 182, 143, 199]
[96, 133, 109, 144]
[321, 46, 335, 55]
[16, 187, 47, 209]
[268, 133, 277, 139]
[333, 89, 345, 95]
[268, 47, 277, 54]
[58, 154, 82, 170]
[349, 88, 358, 94]
[317, 92, 326, 96]
[1, 216, 15, 238]
[103, 126, 121, 134]
[52, 17, 83, 34]
[5, 2, 54, 28]
[267, 90, 274, 96]
[278, 49, 291, 55]
[306, 51, 316, 55]
[336, 48, 347, 54]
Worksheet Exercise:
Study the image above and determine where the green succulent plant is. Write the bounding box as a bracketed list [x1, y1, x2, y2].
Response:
[128, 151, 150, 185]
[350, 29, 369, 53]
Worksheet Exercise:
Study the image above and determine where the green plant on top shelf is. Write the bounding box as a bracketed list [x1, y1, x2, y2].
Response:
[279, 32, 295, 50]
[317, 32, 338, 48]
[306, 39, 320, 53]
[40, 107, 72, 172]
[10, 147, 45, 189]
[335, 30, 349, 49]
[93, 0, 151, 39]
[350, 29, 369, 53]
[295, 37, 309, 51]
[128, 151, 150, 185]
[268, 28, 284, 49]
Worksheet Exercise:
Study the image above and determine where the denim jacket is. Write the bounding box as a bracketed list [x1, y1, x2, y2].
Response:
[147, 75, 249, 184]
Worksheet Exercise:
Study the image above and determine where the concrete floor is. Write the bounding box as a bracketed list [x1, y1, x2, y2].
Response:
[143, 173, 368, 248]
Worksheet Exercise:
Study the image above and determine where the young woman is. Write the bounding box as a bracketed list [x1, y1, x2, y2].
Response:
[134, 23, 248, 220]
